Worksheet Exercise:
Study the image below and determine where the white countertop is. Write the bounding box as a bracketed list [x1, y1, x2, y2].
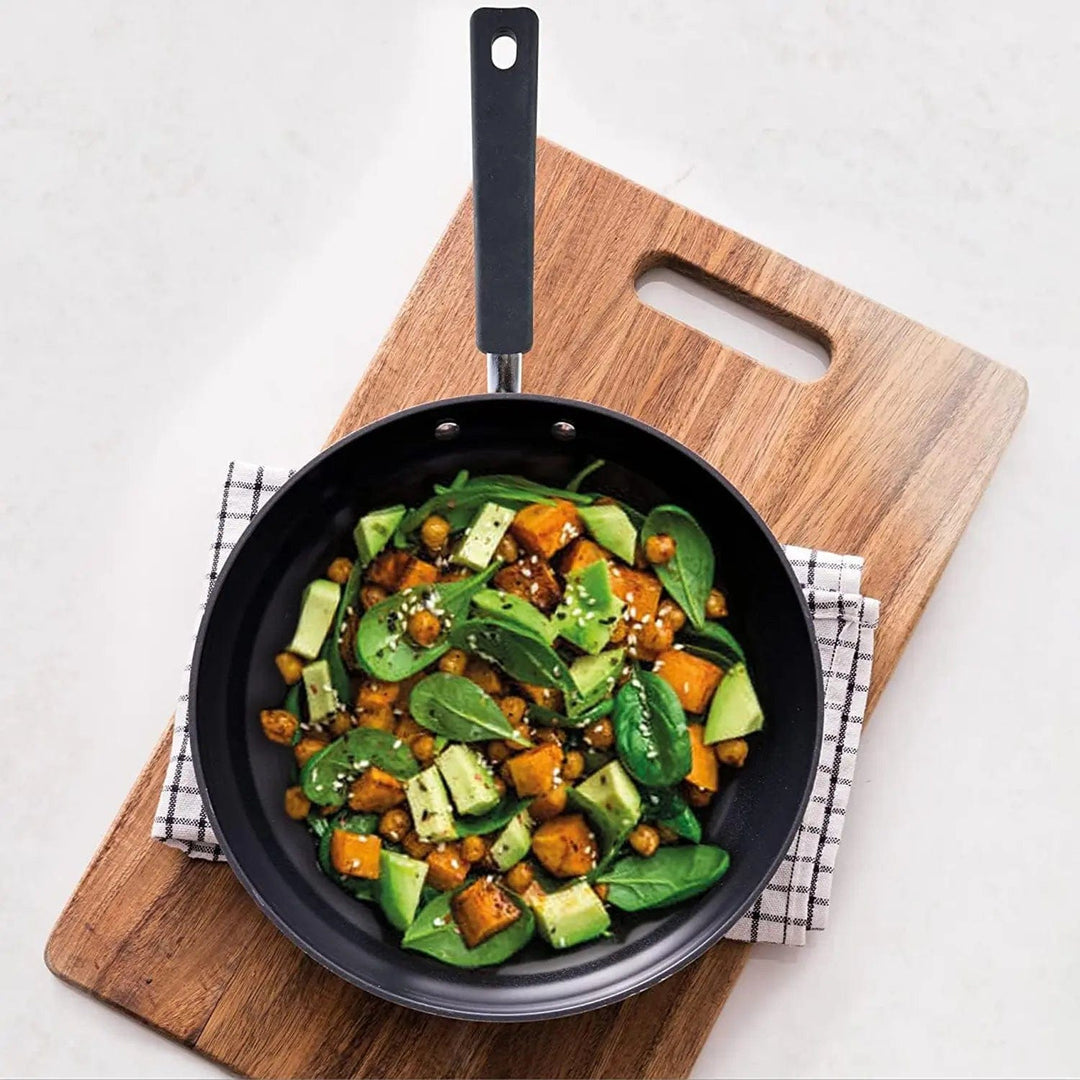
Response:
[2, 2, 1077, 1076]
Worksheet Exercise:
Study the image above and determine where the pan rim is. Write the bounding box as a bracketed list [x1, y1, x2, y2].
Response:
[189, 392, 824, 1021]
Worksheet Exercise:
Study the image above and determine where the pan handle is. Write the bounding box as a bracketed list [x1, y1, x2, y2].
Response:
[470, 7, 538, 393]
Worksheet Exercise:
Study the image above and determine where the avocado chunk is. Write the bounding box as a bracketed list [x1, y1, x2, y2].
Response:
[473, 589, 556, 644]
[378, 850, 429, 931]
[566, 648, 625, 718]
[489, 809, 533, 870]
[570, 760, 642, 852]
[552, 560, 625, 656]
[531, 880, 611, 948]
[436, 744, 501, 817]
[578, 504, 637, 565]
[704, 662, 764, 743]
[451, 502, 515, 571]
[405, 765, 457, 842]
[353, 505, 406, 565]
[287, 578, 341, 660]
[301, 658, 338, 724]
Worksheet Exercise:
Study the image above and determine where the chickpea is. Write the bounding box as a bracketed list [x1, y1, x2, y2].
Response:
[274, 651, 304, 685]
[583, 716, 615, 750]
[487, 740, 511, 763]
[496, 532, 519, 562]
[460, 835, 488, 863]
[283, 786, 311, 820]
[438, 648, 468, 676]
[260, 708, 298, 745]
[683, 782, 714, 808]
[360, 584, 387, 610]
[628, 823, 660, 857]
[294, 736, 328, 767]
[593, 883, 609, 902]
[395, 715, 424, 741]
[378, 807, 412, 842]
[492, 775, 507, 798]
[329, 709, 353, 737]
[402, 830, 434, 860]
[356, 679, 400, 710]
[562, 749, 586, 781]
[407, 609, 442, 647]
[529, 785, 568, 822]
[420, 514, 452, 552]
[326, 556, 354, 584]
[411, 734, 436, 765]
[358, 705, 395, 732]
[705, 587, 728, 620]
[637, 621, 675, 655]
[645, 533, 677, 565]
[656, 824, 680, 845]
[498, 695, 528, 726]
[504, 861, 534, 894]
[465, 658, 504, 696]
[715, 737, 749, 768]
[657, 598, 687, 632]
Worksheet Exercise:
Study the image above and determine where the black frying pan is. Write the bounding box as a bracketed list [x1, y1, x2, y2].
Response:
[190, 7, 822, 1021]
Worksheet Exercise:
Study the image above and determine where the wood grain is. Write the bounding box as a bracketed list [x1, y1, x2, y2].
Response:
[46, 139, 1026, 1078]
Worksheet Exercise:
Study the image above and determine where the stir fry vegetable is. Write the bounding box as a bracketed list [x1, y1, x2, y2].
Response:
[262, 466, 765, 966]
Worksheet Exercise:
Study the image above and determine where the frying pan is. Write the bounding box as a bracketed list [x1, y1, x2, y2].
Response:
[190, 7, 823, 1021]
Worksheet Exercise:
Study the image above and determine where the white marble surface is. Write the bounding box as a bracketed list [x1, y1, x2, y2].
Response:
[2, 2, 1078, 1076]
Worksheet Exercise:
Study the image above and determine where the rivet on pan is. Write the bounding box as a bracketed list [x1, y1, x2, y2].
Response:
[551, 421, 576, 441]
[434, 421, 460, 441]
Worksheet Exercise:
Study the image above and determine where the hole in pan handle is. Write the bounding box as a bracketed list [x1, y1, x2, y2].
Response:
[470, 7, 539, 393]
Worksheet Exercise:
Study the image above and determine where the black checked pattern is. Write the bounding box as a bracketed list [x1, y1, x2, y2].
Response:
[152, 466, 879, 946]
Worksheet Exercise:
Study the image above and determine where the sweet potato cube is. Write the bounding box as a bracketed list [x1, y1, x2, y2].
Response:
[451, 879, 522, 948]
[531, 813, 598, 878]
[685, 723, 719, 791]
[366, 549, 410, 590]
[425, 843, 469, 891]
[507, 742, 564, 797]
[654, 649, 723, 714]
[494, 554, 562, 613]
[558, 537, 609, 577]
[347, 766, 405, 813]
[330, 830, 382, 878]
[398, 556, 439, 591]
[511, 500, 583, 559]
[516, 681, 565, 713]
[607, 564, 663, 622]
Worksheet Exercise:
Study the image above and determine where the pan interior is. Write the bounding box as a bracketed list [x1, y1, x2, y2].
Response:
[190, 395, 822, 1020]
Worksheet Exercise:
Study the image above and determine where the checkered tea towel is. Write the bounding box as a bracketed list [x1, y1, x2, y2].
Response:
[153, 462, 879, 946]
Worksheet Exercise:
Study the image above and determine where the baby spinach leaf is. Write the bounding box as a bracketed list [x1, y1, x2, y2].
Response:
[320, 562, 359, 706]
[306, 811, 332, 840]
[681, 622, 746, 669]
[448, 617, 578, 694]
[283, 681, 302, 721]
[301, 728, 419, 805]
[612, 669, 692, 787]
[566, 459, 606, 492]
[401, 888, 535, 967]
[595, 845, 730, 910]
[409, 673, 522, 743]
[641, 505, 714, 629]
[526, 696, 613, 729]
[452, 794, 526, 838]
[640, 787, 703, 843]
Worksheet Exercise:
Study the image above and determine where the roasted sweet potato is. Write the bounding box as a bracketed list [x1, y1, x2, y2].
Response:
[330, 830, 382, 878]
[511, 500, 583, 559]
[607, 564, 663, 622]
[654, 649, 723, 714]
[516, 681, 565, 713]
[494, 554, 562, 613]
[558, 537, 609, 577]
[451, 879, 522, 948]
[366, 549, 410, 590]
[506, 742, 564, 797]
[425, 842, 469, 891]
[531, 813, 598, 878]
[398, 555, 439, 591]
[347, 766, 406, 813]
[685, 723, 719, 792]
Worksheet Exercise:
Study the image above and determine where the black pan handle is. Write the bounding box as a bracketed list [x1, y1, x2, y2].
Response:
[470, 7, 538, 392]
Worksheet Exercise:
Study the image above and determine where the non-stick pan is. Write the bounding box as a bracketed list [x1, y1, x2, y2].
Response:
[190, 7, 823, 1021]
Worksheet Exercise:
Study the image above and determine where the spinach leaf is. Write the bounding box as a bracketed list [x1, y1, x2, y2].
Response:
[452, 794, 526, 837]
[301, 728, 419, 804]
[526, 696, 613, 729]
[596, 845, 730, 910]
[448, 617, 578, 694]
[640, 787, 702, 843]
[641, 505, 714, 629]
[612, 669, 692, 787]
[681, 622, 746, 669]
[402, 888, 535, 967]
[320, 561, 361, 706]
[355, 567, 496, 681]
[283, 681, 302, 719]
[306, 811, 332, 840]
[566, 459, 606, 492]
[409, 673, 522, 743]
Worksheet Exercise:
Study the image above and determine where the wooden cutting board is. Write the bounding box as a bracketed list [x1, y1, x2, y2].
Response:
[46, 139, 1026, 1079]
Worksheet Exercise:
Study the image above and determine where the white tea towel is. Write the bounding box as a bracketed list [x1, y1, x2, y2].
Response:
[153, 463, 879, 945]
